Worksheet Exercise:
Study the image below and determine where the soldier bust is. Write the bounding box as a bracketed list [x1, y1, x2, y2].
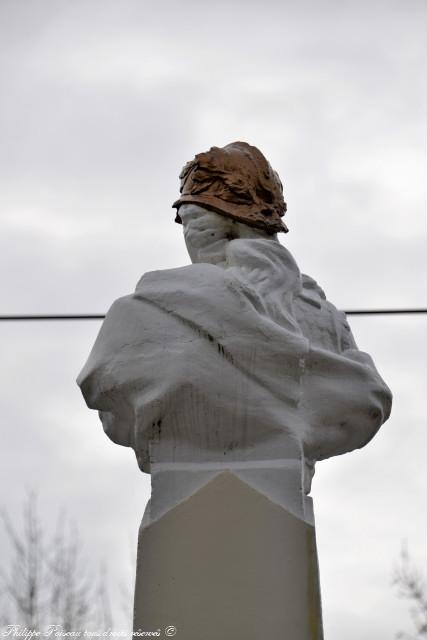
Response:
[78, 141, 392, 493]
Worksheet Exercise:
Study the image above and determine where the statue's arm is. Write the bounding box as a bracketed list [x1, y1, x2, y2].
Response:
[297, 274, 392, 461]
[77, 295, 152, 448]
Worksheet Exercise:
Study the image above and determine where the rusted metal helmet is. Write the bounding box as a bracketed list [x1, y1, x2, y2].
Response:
[172, 141, 288, 234]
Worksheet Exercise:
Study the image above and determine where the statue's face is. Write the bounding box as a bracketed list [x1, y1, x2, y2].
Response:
[179, 203, 275, 265]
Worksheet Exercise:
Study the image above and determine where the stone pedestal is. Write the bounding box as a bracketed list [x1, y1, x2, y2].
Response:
[134, 462, 323, 640]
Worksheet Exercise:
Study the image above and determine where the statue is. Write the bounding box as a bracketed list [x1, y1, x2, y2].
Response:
[78, 142, 392, 640]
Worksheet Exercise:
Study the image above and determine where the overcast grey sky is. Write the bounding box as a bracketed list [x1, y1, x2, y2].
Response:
[1, 1, 426, 638]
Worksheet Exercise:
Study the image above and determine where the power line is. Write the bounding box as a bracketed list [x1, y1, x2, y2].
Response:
[344, 308, 427, 316]
[0, 309, 426, 321]
[0, 314, 106, 321]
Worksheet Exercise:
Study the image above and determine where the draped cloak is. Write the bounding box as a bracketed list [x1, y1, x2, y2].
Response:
[77, 239, 392, 472]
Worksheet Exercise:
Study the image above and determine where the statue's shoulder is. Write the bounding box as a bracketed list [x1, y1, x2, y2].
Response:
[133, 263, 243, 316]
[295, 274, 356, 352]
[299, 274, 327, 307]
[135, 263, 224, 293]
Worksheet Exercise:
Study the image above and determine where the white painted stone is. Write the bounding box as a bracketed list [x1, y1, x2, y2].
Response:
[148, 459, 311, 524]
[78, 203, 392, 636]
[78, 204, 391, 481]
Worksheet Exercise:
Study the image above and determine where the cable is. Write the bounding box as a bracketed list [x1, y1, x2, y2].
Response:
[344, 308, 427, 316]
[0, 309, 426, 321]
[0, 314, 106, 321]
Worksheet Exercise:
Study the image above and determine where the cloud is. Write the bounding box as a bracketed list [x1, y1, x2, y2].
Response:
[1, 1, 426, 637]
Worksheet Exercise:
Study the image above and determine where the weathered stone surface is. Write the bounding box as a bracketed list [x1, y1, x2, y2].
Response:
[78, 206, 391, 477]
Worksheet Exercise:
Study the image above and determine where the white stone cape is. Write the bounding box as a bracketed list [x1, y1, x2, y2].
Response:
[77, 239, 392, 472]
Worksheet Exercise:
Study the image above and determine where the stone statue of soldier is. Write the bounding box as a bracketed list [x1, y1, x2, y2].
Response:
[78, 142, 392, 640]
